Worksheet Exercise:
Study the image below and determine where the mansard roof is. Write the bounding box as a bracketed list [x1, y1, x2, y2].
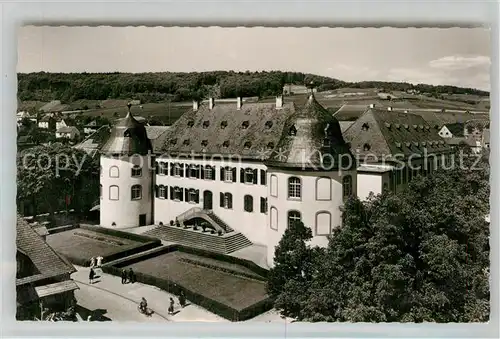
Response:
[153, 100, 296, 160]
[343, 108, 451, 160]
[265, 94, 353, 170]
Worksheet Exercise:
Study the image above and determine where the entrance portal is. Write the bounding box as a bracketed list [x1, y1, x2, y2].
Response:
[203, 190, 213, 210]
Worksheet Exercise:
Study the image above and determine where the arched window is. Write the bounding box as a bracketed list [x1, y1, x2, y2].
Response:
[288, 177, 301, 199]
[159, 185, 166, 199]
[131, 165, 142, 177]
[109, 185, 119, 200]
[244, 195, 253, 212]
[109, 166, 119, 178]
[131, 185, 142, 200]
[287, 210, 301, 228]
[270, 207, 278, 231]
[342, 175, 352, 198]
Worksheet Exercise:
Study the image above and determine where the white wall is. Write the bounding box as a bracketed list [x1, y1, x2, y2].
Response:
[100, 155, 153, 228]
[265, 168, 356, 267]
[154, 157, 269, 246]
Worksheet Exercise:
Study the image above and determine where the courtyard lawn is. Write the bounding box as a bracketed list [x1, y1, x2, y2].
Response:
[125, 251, 268, 311]
[46, 228, 141, 263]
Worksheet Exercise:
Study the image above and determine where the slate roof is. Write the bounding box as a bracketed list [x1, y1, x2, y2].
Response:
[145, 126, 171, 140]
[266, 94, 353, 169]
[339, 121, 355, 133]
[343, 108, 451, 162]
[16, 216, 75, 286]
[154, 100, 296, 160]
[57, 126, 80, 134]
[40, 115, 54, 122]
[101, 105, 153, 156]
[444, 123, 465, 137]
[445, 137, 477, 147]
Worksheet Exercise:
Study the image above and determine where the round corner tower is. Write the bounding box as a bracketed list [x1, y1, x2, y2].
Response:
[264, 87, 357, 267]
[99, 104, 154, 228]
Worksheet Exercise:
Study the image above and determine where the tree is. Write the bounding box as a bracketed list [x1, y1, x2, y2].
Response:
[271, 153, 490, 322]
[267, 221, 322, 318]
[17, 144, 100, 219]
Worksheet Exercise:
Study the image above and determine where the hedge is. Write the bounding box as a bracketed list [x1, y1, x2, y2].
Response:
[101, 264, 272, 321]
[176, 245, 269, 278]
[79, 225, 160, 243]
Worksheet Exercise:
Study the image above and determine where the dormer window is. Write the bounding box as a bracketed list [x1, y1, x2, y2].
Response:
[418, 125, 424, 130]
[395, 124, 401, 129]
[244, 141, 252, 149]
[183, 139, 190, 146]
[265, 121, 273, 129]
[201, 140, 208, 147]
[395, 142, 402, 148]
[425, 126, 430, 131]
[267, 142, 275, 150]
[187, 120, 194, 128]
[405, 142, 411, 147]
[170, 138, 177, 145]
[202, 121, 210, 129]
[413, 125, 418, 130]
[220, 121, 228, 129]
[241, 121, 250, 129]
[362, 123, 370, 131]
[363, 143, 371, 151]
[385, 122, 391, 129]
[404, 124, 409, 130]
[288, 125, 297, 136]
[223, 140, 230, 148]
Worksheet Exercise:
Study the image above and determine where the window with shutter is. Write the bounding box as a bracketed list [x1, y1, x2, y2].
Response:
[170, 187, 174, 200]
[260, 170, 267, 185]
[220, 192, 224, 207]
[220, 167, 225, 181]
[154, 162, 159, 175]
[244, 195, 253, 212]
[195, 189, 200, 203]
[185, 189, 189, 201]
[200, 165, 205, 179]
[227, 193, 233, 209]
[158, 185, 166, 199]
[231, 168, 237, 182]
[179, 188, 184, 201]
[170, 163, 174, 176]
[253, 169, 258, 184]
[155, 185, 159, 197]
[240, 168, 245, 183]
[179, 164, 184, 177]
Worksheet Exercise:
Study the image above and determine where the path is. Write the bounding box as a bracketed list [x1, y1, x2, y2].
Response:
[72, 266, 227, 322]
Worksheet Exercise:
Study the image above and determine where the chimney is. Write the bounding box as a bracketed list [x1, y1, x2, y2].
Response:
[369, 103, 375, 109]
[193, 100, 199, 111]
[208, 97, 214, 110]
[276, 95, 283, 109]
[387, 106, 392, 111]
[236, 97, 242, 110]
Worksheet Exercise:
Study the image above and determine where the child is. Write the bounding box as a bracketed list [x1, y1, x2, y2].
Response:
[89, 268, 95, 284]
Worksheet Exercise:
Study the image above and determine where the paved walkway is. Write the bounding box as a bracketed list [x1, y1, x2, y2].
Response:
[72, 266, 227, 322]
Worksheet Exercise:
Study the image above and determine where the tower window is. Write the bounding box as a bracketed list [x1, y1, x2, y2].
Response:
[131, 185, 142, 200]
[244, 195, 254, 212]
[187, 120, 194, 128]
[287, 210, 302, 228]
[267, 142, 274, 150]
[288, 125, 297, 136]
[241, 121, 250, 129]
[223, 140, 230, 148]
[220, 121, 228, 129]
[342, 175, 352, 198]
[363, 143, 371, 151]
[109, 166, 119, 178]
[131, 166, 142, 177]
[109, 185, 119, 200]
[362, 123, 369, 131]
[183, 139, 190, 146]
[288, 177, 301, 199]
[265, 121, 273, 129]
[170, 138, 177, 145]
[244, 141, 252, 149]
[201, 140, 208, 147]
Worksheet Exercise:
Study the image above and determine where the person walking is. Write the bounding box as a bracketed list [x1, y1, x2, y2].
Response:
[168, 297, 175, 315]
[128, 268, 136, 284]
[96, 255, 103, 268]
[121, 269, 127, 284]
[179, 291, 186, 308]
[89, 268, 95, 284]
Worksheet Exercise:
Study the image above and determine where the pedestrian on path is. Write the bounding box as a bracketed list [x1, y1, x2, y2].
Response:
[128, 268, 136, 284]
[89, 257, 96, 268]
[121, 269, 127, 284]
[168, 297, 175, 315]
[179, 291, 186, 308]
[89, 268, 95, 284]
[96, 255, 103, 268]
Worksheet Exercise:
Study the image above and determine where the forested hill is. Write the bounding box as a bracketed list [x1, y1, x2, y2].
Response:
[17, 71, 489, 104]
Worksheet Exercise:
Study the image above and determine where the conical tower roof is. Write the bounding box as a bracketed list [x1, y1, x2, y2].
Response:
[266, 90, 354, 170]
[101, 104, 152, 156]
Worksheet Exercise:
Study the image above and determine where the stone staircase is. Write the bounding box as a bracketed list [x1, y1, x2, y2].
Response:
[176, 207, 234, 233]
[143, 225, 252, 254]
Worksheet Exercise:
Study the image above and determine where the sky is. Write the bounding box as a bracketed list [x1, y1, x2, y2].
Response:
[17, 26, 491, 91]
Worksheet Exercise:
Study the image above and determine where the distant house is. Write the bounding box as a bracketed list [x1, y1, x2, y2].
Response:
[83, 120, 98, 135]
[129, 100, 141, 105]
[283, 84, 317, 95]
[438, 123, 465, 138]
[16, 215, 78, 320]
[377, 92, 397, 100]
[56, 126, 80, 140]
[55, 118, 69, 131]
[38, 115, 56, 131]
